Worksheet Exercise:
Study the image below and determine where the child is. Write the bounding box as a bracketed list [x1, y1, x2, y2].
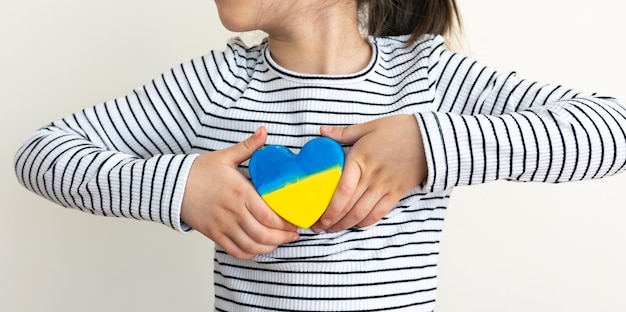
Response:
[14, 0, 626, 311]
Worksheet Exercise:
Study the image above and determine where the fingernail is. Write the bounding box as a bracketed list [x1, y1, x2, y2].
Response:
[320, 126, 333, 133]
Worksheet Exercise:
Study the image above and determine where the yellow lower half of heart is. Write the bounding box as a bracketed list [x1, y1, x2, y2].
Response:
[261, 167, 342, 228]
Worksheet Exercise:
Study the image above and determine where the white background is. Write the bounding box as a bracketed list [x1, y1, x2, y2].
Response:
[1, 0, 624, 311]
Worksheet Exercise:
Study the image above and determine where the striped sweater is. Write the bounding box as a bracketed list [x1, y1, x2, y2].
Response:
[14, 34, 626, 311]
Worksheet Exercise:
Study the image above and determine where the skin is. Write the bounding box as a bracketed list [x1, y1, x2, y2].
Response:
[181, 127, 299, 260]
[312, 115, 427, 233]
[181, 0, 428, 259]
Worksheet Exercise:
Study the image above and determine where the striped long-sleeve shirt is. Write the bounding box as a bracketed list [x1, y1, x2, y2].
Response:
[14, 34, 626, 311]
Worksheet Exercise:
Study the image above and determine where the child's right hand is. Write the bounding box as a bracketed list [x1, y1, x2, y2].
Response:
[181, 127, 299, 259]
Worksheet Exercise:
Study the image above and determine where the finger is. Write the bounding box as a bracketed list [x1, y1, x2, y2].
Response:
[247, 190, 298, 231]
[320, 123, 370, 145]
[223, 126, 267, 165]
[357, 193, 396, 228]
[227, 230, 280, 259]
[237, 209, 299, 246]
[241, 218, 299, 247]
[212, 232, 256, 260]
[311, 161, 364, 232]
[327, 186, 382, 232]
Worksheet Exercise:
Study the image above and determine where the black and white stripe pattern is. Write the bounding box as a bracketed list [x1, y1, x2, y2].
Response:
[14, 34, 626, 311]
[419, 46, 626, 192]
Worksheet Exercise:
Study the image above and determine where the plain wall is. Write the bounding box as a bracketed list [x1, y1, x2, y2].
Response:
[1, 0, 624, 311]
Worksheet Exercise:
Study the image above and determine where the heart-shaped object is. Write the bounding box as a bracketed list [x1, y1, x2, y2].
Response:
[249, 137, 345, 228]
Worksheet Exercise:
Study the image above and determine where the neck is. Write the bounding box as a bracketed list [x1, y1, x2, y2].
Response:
[264, 5, 371, 75]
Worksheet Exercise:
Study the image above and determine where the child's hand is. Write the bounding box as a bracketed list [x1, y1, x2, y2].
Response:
[312, 114, 428, 233]
[181, 127, 299, 259]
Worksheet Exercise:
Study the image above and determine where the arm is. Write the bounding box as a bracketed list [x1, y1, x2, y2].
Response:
[14, 49, 299, 257]
[14, 68, 201, 232]
[313, 37, 626, 232]
[418, 47, 626, 193]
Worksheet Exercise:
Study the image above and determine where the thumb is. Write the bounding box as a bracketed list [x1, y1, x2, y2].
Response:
[320, 124, 368, 145]
[225, 126, 267, 165]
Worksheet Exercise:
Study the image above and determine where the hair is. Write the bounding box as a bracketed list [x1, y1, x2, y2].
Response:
[357, 0, 462, 46]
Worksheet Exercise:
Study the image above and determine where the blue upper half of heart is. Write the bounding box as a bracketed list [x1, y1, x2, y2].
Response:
[249, 137, 345, 195]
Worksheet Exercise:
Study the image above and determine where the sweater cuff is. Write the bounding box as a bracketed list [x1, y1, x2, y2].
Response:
[415, 111, 472, 193]
[168, 154, 199, 233]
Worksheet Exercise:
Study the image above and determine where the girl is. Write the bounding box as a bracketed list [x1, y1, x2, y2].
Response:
[14, 0, 626, 311]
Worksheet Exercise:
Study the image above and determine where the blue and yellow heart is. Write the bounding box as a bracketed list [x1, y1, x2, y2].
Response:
[249, 137, 345, 228]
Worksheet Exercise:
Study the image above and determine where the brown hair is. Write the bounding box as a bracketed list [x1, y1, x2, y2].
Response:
[358, 0, 462, 44]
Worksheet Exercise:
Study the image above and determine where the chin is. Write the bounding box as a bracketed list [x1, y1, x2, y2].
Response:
[214, 1, 259, 33]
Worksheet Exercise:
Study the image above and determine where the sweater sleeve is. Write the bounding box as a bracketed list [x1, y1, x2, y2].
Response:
[13, 63, 205, 233]
[415, 38, 626, 193]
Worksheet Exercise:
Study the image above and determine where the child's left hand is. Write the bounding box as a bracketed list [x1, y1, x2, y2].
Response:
[312, 114, 428, 233]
